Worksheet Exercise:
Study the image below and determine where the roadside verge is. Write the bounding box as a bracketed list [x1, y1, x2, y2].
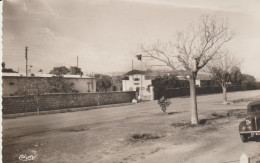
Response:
[3, 102, 135, 119]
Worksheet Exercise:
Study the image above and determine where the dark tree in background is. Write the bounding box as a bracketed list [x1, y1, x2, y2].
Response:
[69, 66, 83, 75]
[2, 62, 17, 73]
[229, 66, 243, 85]
[111, 75, 123, 91]
[2, 62, 5, 69]
[152, 74, 185, 90]
[49, 66, 70, 76]
[242, 74, 257, 90]
[49, 66, 84, 76]
[207, 52, 240, 104]
[13, 76, 78, 96]
[95, 74, 112, 92]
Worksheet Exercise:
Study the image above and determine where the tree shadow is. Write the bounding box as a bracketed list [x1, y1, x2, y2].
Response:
[167, 111, 186, 115]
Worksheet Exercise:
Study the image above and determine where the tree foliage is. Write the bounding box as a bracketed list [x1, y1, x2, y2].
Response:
[2, 62, 17, 73]
[207, 52, 240, 103]
[111, 75, 123, 91]
[13, 77, 78, 96]
[49, 66, 70, 76]
[49, 66, 84, 76]
[152, 74, 188, 90]
[242, 74, 257, 90]
[69, 66, 83, 75]
[95, 74, 112, 92]
[229, 66, 243, 85]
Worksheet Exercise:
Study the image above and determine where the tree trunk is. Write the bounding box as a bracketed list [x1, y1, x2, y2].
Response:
[222, 85, 228, 104]
[189, 78, 198, 125]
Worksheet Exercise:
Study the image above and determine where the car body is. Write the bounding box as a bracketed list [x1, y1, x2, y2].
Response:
[239, 100, 260, 142]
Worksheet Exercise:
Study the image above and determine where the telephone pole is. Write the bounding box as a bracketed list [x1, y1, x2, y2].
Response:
[77, 56, 78, 75]
[25, 47, 28, 77]
[132, 60, 133, 71]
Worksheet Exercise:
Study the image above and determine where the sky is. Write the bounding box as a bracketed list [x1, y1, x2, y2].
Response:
[2, 0, 260, 79]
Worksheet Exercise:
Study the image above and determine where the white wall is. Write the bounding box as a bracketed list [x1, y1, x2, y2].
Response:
[2, 76, 96, 96]
[122, 74, 152, 92]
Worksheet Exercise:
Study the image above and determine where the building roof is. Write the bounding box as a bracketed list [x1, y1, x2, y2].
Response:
[123, 69, 212, 80]
[2, 73, 95, 79]
[124, 70, 146, 75]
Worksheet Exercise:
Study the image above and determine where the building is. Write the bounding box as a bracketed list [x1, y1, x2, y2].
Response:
[122, 70, 212, 92]
[122, 70, 154, 92]
[2, 73, 96, 96]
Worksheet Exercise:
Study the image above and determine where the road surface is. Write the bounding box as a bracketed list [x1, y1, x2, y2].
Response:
[3, 90, 260, 163]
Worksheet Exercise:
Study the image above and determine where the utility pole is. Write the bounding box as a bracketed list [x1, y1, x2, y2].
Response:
[132, 60, 133, 71]
[25, 47, 28, 77]
[140, 57, 143, 95]
[77, 56, 78, 75]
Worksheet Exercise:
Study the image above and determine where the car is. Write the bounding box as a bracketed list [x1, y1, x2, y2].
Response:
[239, 100, 260, 142]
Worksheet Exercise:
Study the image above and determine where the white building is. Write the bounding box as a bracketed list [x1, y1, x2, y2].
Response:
[2, 73, 96, 96]
[122, 70, 153, 92]
[122, 70, 157, 100]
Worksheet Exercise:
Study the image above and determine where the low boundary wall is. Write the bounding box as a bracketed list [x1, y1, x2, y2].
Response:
[154, 86, 252, 100]
[2, 91, 136, 114]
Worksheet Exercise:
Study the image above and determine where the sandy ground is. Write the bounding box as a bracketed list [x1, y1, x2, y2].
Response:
[3, 90, 260, 163]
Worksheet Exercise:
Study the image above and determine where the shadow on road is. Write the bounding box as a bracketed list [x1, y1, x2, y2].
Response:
[167, 111, 183, 115]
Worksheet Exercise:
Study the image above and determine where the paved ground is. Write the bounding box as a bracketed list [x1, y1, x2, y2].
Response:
[3, 90, 260, 163]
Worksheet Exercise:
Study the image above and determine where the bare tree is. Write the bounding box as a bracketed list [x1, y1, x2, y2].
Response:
[137, 15, 235, 125]
[207, 51, 241, 104]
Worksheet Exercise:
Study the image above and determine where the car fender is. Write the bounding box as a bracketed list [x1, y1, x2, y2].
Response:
[239, 121, 247, 132]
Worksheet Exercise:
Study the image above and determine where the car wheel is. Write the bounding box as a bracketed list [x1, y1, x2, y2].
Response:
[240, 134, 248, 142]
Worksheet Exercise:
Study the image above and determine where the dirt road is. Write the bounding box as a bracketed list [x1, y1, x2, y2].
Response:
[3, 90, 260, 163]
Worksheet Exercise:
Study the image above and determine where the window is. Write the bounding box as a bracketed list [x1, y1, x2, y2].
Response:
[9, 82, 14, 85]
[134, 78, 140, 81]
[122, 76, 129, 80]
[134, 83, 139, 85]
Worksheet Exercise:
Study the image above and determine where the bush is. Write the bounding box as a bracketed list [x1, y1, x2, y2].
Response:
[158, 96, 171, 114]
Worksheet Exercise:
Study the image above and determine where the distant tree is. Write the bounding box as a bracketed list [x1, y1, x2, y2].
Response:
[242, 74, 257, 90]
[256, 82, 260, 89]
[13, 77, 78, 96]
[39, 69, 43, 73]
[95, 74, 112, 92]
[2, 62, 17, 73]
[47, 77, 78, 93]
[122, 76, 129, 80]
[230, 66, 243, 85]
[207, 52, 240, 104]
[111, 75, 123, 91]
[2, 68, 17, 73]
[152, 74, 181, 90]
[69, 66, 83, 75]
[49, 66, 70, 76]
[2, 62, 5, 69]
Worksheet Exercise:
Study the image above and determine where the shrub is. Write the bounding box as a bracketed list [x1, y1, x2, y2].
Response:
[158, 96, 171, 114]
